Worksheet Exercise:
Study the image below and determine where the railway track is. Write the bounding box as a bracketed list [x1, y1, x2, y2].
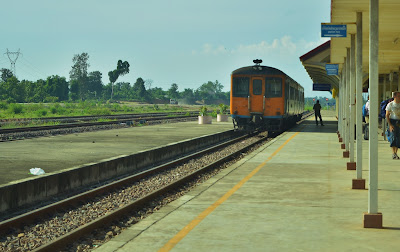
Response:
[0, 131, 271, 252]
[0, 112, 198, 141]
[0, 111, 198, 126]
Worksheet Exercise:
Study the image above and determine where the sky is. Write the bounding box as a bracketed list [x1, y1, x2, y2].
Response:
[0, 0, 331, 98]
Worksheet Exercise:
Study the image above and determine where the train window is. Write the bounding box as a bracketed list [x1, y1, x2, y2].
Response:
[232, 77, 249, 97]
[265, 77, 282, 98]
[290, 86, 295, 100]
[253, 79, 262, 95]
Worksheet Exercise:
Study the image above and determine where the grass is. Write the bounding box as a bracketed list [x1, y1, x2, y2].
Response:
[0, 101, 196, 120]
[0, 121, 61, 129]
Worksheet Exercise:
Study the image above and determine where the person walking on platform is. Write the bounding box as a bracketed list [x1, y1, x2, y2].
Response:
[313, 100, 324, 126]
[386, 91, 400, 159]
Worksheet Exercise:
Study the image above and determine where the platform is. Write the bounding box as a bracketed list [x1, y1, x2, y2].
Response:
[96, 110, 400, 251]
[0, 119, 233, 186]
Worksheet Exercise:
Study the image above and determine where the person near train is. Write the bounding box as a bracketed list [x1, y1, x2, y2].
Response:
[313, 100, 324, 126]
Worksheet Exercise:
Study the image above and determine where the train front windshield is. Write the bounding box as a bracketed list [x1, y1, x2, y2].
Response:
[232, 77, 249, 97]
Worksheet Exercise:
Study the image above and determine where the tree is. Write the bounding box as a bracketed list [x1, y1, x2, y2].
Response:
[87, 71, 103, 100]
[145, 79, 153, 90]
[168, 83, 179, 99]
[1, 68, 14, 82]
[108, 60, 130, 100]
[1, 77, 25, 102]
[69, 53, 90, 100]
[148, 87, 166, 100]
[180, 88, 195, 104]
[196, 80, 224, 102]
[45, 75, 69, 101]
[132, 78, 148, 101]
[69, 80, 79, 101]
[119, 82, 132, 100]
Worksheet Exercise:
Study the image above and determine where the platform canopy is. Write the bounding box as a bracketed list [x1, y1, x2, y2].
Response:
[331, 0, 400, 74]
[299, 40, 340, 92]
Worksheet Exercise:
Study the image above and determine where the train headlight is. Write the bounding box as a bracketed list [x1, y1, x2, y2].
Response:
[234, 110, 238, 115]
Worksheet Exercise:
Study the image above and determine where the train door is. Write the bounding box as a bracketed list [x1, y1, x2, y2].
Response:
[249, 77, 264, 113]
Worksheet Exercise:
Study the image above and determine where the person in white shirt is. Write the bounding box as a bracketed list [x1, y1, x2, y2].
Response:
[386, 91, 400, 159]
[365, 96, 370, 123]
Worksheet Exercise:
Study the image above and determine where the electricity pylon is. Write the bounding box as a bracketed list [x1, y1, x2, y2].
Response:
[4, 49, 22, 77]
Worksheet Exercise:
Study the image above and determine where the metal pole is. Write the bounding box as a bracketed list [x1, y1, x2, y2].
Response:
[356, 12, 363, 179]
[350, 34, 356, 162]
[369, 0, 379, 214]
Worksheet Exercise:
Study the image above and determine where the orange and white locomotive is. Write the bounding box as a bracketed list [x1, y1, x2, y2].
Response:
[230, 59, 304, 131]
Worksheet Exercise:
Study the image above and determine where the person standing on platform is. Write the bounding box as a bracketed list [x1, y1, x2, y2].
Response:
[386, 91, 400, 159]
[365, 96, 370, 124]
[313, 100, 324, 126]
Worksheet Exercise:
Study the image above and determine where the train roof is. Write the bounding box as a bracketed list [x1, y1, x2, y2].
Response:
[232, 65, 286, 76]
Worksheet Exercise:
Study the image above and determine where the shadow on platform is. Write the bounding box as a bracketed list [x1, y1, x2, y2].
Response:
[291, 119, 338, 133]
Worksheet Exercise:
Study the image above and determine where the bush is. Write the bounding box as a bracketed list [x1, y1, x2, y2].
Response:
[35, 109, 48, 117]
[0, 102, 8, 110]
[90, 108, 112, 115]
[8, 104, 24, 114]
[50, 104, 65, 114]
[44, 96, 59, 103]
[199, 106, 208, 116]
[219, 104, 228, 114]
[122, 105, 133, 112]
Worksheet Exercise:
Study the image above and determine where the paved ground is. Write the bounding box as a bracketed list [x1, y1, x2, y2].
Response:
[0, 119, 233, 186]
[95, 110, 400, 252]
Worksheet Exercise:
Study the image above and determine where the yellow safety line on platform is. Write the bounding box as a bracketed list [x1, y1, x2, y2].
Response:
[158, 131, 300, 252]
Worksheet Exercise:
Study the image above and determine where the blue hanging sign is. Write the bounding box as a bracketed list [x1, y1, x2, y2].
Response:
[313, 84, 331, 91]
[321, 24, 347, 37]
[325, 64, 339, 75]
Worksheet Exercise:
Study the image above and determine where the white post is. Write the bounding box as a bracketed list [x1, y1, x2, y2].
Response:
[339, 74, 343, 134]
[341, 62, 346, 143]
[368, 0, 379, 215]
[356, 12, 363, 179]
[350, 34, 356, 162]
[343, 62, 348, 144]
[346, 49, 351, 152]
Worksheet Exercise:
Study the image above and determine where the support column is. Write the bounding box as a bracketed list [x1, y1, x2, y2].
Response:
[341, 64, 347, 149]
[336, 73, 344, 143]
[354, 12, 365, 188]
[398, 67, 400, 91]
[344, 50, 351, 158]
[383, 76, 387, 140]
[364, 0, 382, 228]
[348, 34, 356, 168]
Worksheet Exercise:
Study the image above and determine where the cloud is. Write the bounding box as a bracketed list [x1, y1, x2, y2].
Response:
[194, 35, 330, 57]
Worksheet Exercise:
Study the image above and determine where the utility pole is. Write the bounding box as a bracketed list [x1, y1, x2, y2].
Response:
[4, 49, 22, 77]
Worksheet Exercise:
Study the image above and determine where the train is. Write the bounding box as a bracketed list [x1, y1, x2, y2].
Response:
[230, 59, 304, 131]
